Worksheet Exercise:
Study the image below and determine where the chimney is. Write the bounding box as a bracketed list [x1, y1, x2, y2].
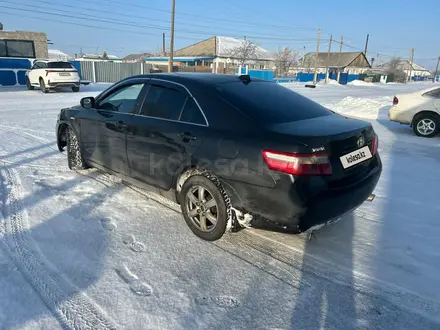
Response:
[0, 23, 3, 31]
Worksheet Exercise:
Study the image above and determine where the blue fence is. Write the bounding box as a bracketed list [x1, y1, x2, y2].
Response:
[293, 72, 360, 85]
[70, 60, 82, 79]
[0, 58, 33, 86]
[235, 68, 274, 80]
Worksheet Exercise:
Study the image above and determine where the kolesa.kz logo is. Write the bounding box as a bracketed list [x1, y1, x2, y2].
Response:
[346, 150, 366, 164]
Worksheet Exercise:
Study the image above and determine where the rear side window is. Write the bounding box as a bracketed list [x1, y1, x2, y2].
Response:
[140, 84, 187, 120]
[0, 41, 6, 57]
[179, 98, 206, 125]
[47, 62, 73, 69]
[215, 81, 332, 123]
[423, 88, 440, 98]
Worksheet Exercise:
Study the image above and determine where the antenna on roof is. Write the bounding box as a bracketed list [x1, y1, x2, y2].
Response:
[238, 74, 251, 85]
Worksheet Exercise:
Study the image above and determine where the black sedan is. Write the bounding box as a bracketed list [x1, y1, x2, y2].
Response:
[56, 73, 382, 241]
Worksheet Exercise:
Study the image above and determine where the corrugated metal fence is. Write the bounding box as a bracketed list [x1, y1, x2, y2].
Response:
[74, 61, 153, 83]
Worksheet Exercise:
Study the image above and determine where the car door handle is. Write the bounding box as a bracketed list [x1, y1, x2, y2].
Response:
[178, 132, 196, 141]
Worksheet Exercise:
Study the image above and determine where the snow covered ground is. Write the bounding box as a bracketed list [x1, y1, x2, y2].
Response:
[1, 81, 440, 329]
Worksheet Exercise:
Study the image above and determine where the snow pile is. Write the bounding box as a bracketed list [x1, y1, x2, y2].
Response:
[328, 96, 391, 119]
[317, 79, 339, 85]
[216, 36, 273, 60]
[347, 80, 375, 87]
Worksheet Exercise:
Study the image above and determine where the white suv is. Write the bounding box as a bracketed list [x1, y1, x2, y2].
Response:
[26, 60, 81, 93]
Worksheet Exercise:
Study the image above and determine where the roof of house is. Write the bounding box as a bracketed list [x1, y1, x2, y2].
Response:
[379, 60, 430, 72]
[174, 36, 274, 60]
[122, 52, 154, 61]
[302, 51, 371, 68]
[48, 49, 73, 60]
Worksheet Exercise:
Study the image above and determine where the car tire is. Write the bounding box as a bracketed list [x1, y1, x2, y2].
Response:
[413, 114, 439, 138]
[72, 86, 80, 93]
[180, 172, 230, 241]
[26, 77, 34, 90]
[66, 127, 87, 170]
[39, 78, 48, 93]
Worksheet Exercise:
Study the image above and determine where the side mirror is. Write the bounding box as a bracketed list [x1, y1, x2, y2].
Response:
[80, 97, 95, 109]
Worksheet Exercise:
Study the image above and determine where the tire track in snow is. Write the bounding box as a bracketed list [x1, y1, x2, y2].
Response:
[0, 167, 117, 330]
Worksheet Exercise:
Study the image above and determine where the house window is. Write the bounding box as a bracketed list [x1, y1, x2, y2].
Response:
[0, 40, 36, 58]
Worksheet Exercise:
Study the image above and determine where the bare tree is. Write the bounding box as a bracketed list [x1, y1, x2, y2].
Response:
[386, 57, 407, 83]
[302, 54, 320, 73]
[227, 40, 258, 66]
[274, 47, 299, 76]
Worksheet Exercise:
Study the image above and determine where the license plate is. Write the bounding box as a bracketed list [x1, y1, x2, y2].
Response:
[340, 146, 372, 169]
[59, 73, 70, 76]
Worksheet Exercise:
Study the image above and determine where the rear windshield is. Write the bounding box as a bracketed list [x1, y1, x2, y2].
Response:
[215, 81, 332, 123]
[47, 62, 74, 69]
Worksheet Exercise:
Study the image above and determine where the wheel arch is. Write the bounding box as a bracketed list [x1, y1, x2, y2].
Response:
[411, 110, 440, 127]
[57, 122, 81, 152]
[173, 163, 242, 209]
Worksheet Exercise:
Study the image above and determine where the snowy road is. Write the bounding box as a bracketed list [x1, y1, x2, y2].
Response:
[1, 82, 440, 329]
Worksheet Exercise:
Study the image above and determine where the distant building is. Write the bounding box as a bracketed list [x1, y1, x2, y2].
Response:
[122, 52, 154, 63]
[144, 36, 274, 72]
[48, 49, 73, 61]
[378, 60, 431, 79]
[0, 26, 48, 59]
[75, 53, 120, 62]
[300, 51, 371, 74]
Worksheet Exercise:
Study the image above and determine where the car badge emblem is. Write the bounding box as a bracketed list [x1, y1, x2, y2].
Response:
[357, 136, 365, 148]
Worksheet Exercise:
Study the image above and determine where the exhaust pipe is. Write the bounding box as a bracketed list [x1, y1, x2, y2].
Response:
[367, 194, 375, 202]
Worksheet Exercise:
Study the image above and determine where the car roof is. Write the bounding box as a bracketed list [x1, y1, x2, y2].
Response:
[419, 86, 440, 94]
[127, 73, 266, 85]
[34, 59, 70, 63]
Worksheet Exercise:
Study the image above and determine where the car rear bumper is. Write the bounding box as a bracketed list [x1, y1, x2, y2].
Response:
[221, 154, 382, 232]
[48, 81, 80, 88]
[388, 107, 412, 125]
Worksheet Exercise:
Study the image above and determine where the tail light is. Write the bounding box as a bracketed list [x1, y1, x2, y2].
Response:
[371, 135, 378, 155]
[262, 150, 332, 176]
[46, 70, 56, 76]
[393, 96, 399, 105]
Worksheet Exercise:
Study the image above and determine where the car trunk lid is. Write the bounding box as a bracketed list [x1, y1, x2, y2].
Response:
[267, 114, 377, 186]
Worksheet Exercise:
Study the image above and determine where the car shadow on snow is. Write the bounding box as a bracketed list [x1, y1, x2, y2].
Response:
[289, 213, 358, 328]
[0, 165, 121, 329]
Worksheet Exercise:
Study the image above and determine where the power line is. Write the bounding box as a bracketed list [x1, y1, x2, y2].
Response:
[0, 3, 321, 43]
[78, 0, 319, 31]
[10, 0, 315, 40]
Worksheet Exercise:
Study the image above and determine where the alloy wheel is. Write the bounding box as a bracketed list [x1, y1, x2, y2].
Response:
[417, 118, 436, 136]
[185, 185, 218, 232]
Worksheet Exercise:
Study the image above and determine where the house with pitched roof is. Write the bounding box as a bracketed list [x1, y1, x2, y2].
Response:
[144, 36, 274, 73]
[300, 51, 371, 74]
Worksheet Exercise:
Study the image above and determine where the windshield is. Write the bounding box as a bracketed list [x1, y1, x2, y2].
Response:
[215, 80, 332, 123]
[47, 62, 74, 69]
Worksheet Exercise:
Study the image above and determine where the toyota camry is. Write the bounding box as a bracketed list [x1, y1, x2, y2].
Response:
[56, 73, 382, 241]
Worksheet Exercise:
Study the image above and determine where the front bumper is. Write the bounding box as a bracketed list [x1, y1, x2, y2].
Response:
[221, 154, 382, 233]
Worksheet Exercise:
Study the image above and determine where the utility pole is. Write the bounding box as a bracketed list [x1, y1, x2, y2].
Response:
[408, 48, 414, 82]
[168, 0, 176, 73]
[313, 28, 322, 85]
[325, 34, 332, 83]
[337, 36, 343, 83]
[162, 32, 166, 56]
[364, 34, 369, 58]
[435, 56, 440, 82]
[244, 36, 247, 41]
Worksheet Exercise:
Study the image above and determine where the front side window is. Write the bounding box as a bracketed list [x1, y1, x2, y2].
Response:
[140, 84, 187, 120]
[4, 40, 35, 58]
[98, 83, 145, 113]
